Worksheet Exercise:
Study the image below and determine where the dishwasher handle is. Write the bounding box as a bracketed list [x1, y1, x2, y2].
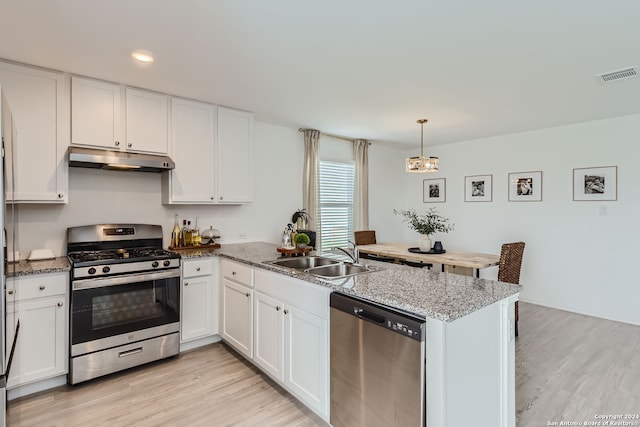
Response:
[331, 292, 425, 341]
[354, 307, 385, 324]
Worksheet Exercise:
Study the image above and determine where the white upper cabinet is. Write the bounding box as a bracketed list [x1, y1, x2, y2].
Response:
[0, 61, 69, 203]
[216, 107, 253, 203]
[71, 76, 168, 155]
[71, 77, 122, 150]
[163, 102, 253, 205]
[125, 87, 169, 154]
[163, 98, 216, 203]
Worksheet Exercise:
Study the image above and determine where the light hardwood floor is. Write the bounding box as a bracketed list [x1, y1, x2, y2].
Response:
[7, 343, 327, 427]
[8, 302, 640, 426]
[515, 302, 640, 426]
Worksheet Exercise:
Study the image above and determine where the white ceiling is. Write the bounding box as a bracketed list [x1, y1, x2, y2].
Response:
[1, 0, 639, 148]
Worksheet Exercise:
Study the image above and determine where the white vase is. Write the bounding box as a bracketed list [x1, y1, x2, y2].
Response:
[419, 235, 432, 252]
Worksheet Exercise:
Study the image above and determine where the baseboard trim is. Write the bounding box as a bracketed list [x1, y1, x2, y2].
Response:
[180, 334, 221, 352]
[8, 375, 67, 401]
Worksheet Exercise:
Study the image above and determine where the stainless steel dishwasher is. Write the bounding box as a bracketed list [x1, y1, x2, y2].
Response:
[330, 292, 426, 427]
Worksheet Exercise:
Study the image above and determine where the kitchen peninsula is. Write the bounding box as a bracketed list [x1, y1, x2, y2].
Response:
[210, 242, 521, 427]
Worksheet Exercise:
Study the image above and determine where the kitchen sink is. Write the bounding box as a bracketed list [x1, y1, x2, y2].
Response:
[305, 263, 376, 278]
[266, 256, 381, 279]
[269, 256, 340, 270]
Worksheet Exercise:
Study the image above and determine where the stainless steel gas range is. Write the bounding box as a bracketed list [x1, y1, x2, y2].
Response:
[66, 224, 181, 385]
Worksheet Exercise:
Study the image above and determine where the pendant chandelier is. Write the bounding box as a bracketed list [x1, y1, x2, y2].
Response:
[405, 119, 439, 173]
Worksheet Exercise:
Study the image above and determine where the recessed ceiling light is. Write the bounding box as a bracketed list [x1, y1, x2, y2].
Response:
[131, 50, 154, 63]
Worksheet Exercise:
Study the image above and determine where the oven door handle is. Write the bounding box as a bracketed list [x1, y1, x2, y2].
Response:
[72, 270, 180, 290]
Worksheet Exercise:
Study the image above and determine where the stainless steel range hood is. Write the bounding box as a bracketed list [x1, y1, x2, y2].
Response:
[68, 147, 175, 172]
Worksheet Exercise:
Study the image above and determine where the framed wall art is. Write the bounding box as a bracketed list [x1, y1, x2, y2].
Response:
[423, 178, 446, 203]
[509, 171, 542, 202]
[573, 166, 617, 201]
[465, 174, 492, 202]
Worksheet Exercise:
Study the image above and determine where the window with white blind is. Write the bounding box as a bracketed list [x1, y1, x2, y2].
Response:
[318, 160, 354, 253]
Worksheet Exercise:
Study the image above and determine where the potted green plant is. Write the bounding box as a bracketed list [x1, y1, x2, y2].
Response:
[291, 209, 311, 230]
[293, 232, 311, 249]
[393, 207, 454, 251]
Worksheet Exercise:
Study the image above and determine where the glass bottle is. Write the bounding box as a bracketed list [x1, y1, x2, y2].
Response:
[181, 220, 187, 247]
[185, 221, 193, 246]
[193, 217, 202, 245]
[172, 214, 181, 248]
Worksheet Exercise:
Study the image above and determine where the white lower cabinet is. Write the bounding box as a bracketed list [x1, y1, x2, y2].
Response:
[220, 260, 254, 358]
[283, 304, 328, 414]
[181, 258, 218, 343]
[253, 268, 330, 420]
[254, 291, 284, 381]
[219, 261, 330, 420]
[5, 272, 68, 389]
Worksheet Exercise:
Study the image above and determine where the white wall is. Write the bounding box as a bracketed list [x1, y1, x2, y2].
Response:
[376, 113, 640, 325]
[14, 113, 640, 326]
[14, 121, 302, 257]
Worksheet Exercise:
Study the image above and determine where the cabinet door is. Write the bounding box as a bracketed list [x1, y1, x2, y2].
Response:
[125, 88, 169, 155]
[254, 291, 284, 381]
[0, 61, 69, 203]
[181, 275, 214, 342]
[285, 304, 328, 417]
[71, 77, 123, 150]
[164, 98, 216, 203]
[216, 107, 253, 203]
[7, 296, 67, 388]
[221, 278, 253, 358]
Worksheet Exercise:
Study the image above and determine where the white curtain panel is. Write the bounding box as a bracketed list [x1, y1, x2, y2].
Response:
[353, 139, 369, 231]
[302, 129, 320, 247]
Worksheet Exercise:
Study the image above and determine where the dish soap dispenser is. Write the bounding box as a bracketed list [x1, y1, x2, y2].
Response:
[281, 228, 292, 249]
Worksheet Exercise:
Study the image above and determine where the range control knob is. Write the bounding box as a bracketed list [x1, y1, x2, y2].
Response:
[102, 266, 111, 274]
[163, 260, 171, 267]
[88, 267, 97, 275]
[152, 261, 159, 268]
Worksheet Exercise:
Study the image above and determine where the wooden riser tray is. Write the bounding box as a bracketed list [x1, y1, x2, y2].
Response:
[277, 246, 312, 257]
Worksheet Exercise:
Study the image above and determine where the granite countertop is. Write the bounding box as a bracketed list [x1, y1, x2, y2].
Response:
[173, 247, 220, 258]
[211, 242, 521, 322]
[7, 256, 71, 277]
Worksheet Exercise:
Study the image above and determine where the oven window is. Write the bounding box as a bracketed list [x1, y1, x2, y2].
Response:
[71, 276, 180, 345]
[92, 288, 165, 329]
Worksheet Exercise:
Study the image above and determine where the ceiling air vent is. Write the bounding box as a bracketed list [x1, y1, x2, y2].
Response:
[597, 67, 639, 84]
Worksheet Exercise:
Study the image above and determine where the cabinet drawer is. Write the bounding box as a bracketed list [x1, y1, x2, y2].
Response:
[254, 269, 329, 318]
[183, 258, 214, 278]
[8, 272, 68, 302]
[221, 260, 253, 287]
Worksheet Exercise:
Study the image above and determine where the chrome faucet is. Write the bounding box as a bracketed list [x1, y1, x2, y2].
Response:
[334, 240, 359, 264]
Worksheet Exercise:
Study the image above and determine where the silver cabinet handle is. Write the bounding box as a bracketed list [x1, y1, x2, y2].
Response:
[276, 306, 281, 311]
[220, 196, 224, 201]
[184, 282, 189, 286]
[7, 290, 14, 295]
[232, 271, 237, 276]
[58, 193, 64, 199]
[196, 267, 201, 272]
[57, 302, 63, 307]
[210, 196, 214, 200]
[115, 141, 120, 146]
[39, 285, 46, 291]
[128, 142, 132, 148]
[284, 309, 289, 315]
[245, 292, 250, 297]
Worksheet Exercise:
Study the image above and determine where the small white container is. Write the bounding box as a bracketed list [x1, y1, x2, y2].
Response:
[27, 248, 55, 261]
